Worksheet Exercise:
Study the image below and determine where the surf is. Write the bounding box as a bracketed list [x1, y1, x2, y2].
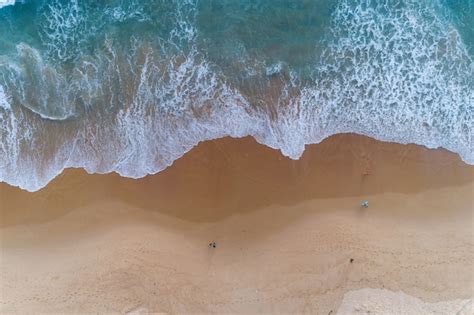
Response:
[0, 0, 472, 192]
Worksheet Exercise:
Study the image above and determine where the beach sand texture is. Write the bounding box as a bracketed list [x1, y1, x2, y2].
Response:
[1, 134, 473, 314]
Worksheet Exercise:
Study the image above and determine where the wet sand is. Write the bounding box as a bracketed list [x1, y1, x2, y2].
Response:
[1, 133, 473, 314]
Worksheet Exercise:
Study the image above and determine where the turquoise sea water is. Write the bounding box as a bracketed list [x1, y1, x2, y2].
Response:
[0, 0, 472, 191]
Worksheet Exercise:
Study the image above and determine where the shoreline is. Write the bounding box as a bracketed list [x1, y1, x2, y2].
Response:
[3, 131, 473, 194]
[1, 133, 473, 313]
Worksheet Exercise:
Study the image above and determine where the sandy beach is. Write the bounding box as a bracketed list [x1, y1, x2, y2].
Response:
[1, 133, 473, 314]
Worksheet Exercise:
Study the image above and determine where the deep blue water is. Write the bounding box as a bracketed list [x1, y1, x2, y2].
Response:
[0, 0, 472, 191]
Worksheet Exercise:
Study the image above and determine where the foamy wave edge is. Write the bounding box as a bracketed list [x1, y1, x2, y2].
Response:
[0, 0, 15, 10]
[4, 130, 473, 193]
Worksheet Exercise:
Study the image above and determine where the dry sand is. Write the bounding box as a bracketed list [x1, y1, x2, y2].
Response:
[0, 133, 473, 314]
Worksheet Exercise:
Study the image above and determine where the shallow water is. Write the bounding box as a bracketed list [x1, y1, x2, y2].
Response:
[0, 0, 473, 191]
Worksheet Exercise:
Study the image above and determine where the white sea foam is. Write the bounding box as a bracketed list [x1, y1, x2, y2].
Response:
[0, 85, 10, 110]
[0, 0, 15, 10]
[265, 62, 285, 76]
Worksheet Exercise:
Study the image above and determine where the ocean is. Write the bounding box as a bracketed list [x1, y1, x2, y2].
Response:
[0, 0, 472, 191]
